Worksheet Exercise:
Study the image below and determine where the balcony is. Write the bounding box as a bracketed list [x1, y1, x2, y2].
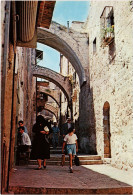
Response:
[101, 25, 114, 46]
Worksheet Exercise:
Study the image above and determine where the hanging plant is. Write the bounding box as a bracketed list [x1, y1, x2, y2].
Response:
[101, 25, 114, 39]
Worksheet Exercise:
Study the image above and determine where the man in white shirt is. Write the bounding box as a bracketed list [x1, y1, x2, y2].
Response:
[20, 128, 31, 146]
[16, 126, 31, 165]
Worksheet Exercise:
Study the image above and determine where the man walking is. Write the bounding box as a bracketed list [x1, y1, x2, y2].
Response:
[52, 122, 60, 149]
[62, 117, 74, 137]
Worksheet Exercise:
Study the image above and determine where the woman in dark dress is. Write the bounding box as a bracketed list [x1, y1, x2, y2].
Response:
[31, 115, 50, 169]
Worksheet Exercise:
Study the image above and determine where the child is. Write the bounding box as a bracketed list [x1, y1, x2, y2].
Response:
[62, 127, 78, 173]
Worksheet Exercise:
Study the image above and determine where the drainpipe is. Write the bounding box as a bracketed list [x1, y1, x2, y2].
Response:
[6, 1, 17, 191]
[70, 87, 73, 121]
[1, 1, 11, 141]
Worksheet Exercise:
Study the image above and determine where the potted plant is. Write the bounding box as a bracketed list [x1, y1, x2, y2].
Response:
[102, 25, 114, 39]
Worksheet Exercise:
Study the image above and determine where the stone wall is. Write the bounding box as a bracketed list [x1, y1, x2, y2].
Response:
[60, 55, 80, 122]
[84, 0, 133, 170]
[16, 47, 36, 137]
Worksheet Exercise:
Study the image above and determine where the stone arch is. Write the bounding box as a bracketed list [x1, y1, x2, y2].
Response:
[103, 101, 111, 158]
[37, 22, 88, 86]
[38, 86, 60, 106]
[38, 104, 58, 120]
[43, 109, 57, 120]
[32, 65, 71, 104]
[45, 103, 59, 119]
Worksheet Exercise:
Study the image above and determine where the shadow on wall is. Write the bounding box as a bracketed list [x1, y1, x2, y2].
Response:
[78, 85, 97, 155]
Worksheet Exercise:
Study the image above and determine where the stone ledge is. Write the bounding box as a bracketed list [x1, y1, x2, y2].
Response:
[9, 186, 132, 194]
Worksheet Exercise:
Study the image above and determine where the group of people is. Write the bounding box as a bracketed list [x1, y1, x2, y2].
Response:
[16, 116, 78, 173]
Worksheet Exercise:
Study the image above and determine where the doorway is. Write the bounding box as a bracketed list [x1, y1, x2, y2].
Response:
[103, 101, 111, 158]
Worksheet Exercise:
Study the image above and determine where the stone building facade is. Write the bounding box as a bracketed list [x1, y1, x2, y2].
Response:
[59, 0, 133, 170]
[83, 0, 133, 170]
[60, 54, 80, 124]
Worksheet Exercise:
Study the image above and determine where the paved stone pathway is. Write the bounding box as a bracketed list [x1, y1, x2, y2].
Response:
[9, 164, 133, 194]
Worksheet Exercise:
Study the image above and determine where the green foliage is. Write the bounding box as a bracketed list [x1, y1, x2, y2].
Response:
[101, 25, 114, 38]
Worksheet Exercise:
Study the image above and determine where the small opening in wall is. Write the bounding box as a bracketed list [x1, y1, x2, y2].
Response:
[93, 38, 96, 54]
[87, 37, 89, 45]
[109, 40, 116, 64]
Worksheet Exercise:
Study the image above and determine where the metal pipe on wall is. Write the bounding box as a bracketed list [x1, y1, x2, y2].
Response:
[1, 1, 11, 193]
[6, 1, 17, 192]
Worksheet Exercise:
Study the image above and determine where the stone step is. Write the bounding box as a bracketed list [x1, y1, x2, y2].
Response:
[80, 160, 103, 165]
[50, 149, 62, 154]
[48, 154, 101, 161]
[29, 155, 103, 166]
[78, 155, 101, 160]
[103, 158, 111, 164]
[9, 186, 132, 194]
[29, 160, 103, 166]
[29, 160, 69, 166]
[30, 154, 102, 162]
[48, 155, 69, 161]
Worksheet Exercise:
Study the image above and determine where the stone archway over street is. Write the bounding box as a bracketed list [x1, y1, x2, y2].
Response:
[45, 103, 59, 119]
[32, 65, 72, 103]
[37, 22, 89, 86]
[38, 85, 60, 106]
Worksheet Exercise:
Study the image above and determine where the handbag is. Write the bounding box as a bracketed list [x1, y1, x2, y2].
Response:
[74, 155, 80, 166]
[61, 154, 65, 166]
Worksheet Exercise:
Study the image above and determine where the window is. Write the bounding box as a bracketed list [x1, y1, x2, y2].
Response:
[100, 6, 114, 46]
[72, 72, 76, 85]
[93, 38, 96, 54]
[36, 49, 43, 60]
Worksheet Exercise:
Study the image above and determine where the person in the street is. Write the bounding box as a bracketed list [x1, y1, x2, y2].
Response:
[17, 120, 28, 146]
[52, 122, 60, 149]
[61, 117, 74, 166]
[61, 117, 75, 166]
[18, 120, 28, 134]
[16, 126, 31, 165]
[62, 117, 74, 138]
[31, 115, 51, 170]
[62, 127, 78, 173]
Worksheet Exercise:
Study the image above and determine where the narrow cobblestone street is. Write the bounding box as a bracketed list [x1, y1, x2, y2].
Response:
[1, 1, 133, 194]
[9, 164, 133, 194]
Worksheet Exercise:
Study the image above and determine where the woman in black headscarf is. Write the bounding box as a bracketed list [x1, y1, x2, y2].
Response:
[31, 115, 50, 169]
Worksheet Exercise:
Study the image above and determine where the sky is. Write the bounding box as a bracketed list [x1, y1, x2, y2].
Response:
[37, 1, 90, 73]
